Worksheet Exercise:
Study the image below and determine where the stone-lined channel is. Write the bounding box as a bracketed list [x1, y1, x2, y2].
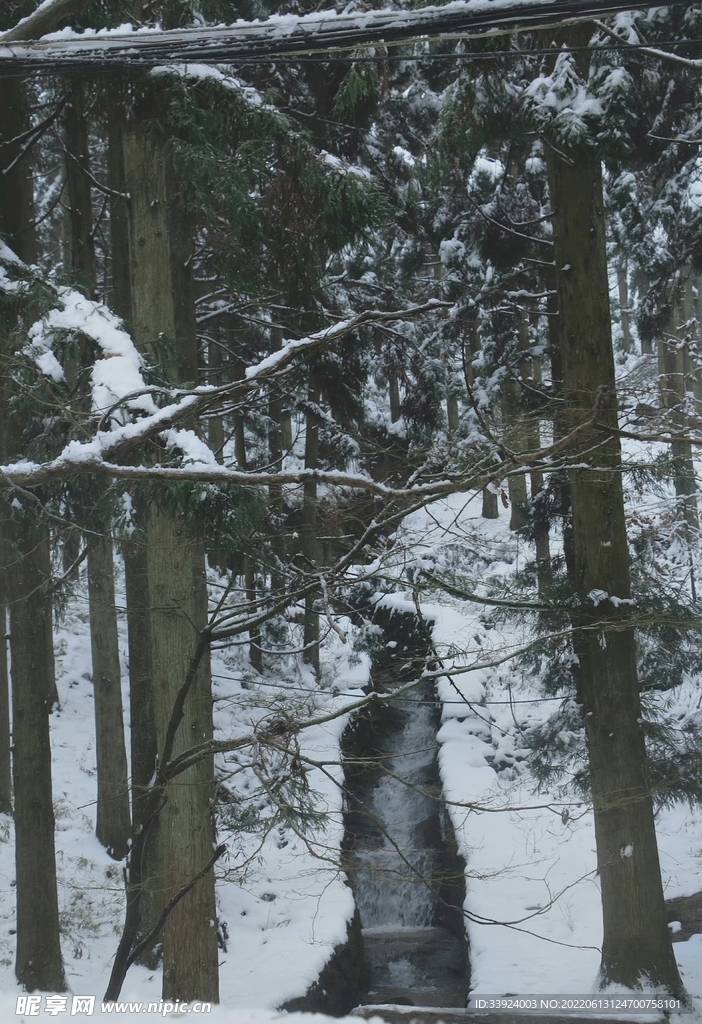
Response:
[342, 608, 469, 1008]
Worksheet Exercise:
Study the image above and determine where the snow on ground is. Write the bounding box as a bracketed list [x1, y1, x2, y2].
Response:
[2, 418, 702, 1022]
[395, 488, 702, 1018]
[0, 571, 368, 1019]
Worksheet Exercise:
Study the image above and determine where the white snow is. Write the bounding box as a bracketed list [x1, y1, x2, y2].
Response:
[162, 428, 219, 467]
[0, 574, 370, 1021]
[151, 63, 263, 106]
[22, 281, 157, 419]
[391, 490, 702, 1015]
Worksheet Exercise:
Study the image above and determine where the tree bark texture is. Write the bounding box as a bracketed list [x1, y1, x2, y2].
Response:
[633, 268, 653, 355]
[0, 603, 11, 814]
[9, 522, 67, 992]
[122, 533, 161, 968]
[302, 384, 321, 675]
[122, 104, 219, 1001]
[548, 149, 685, 996]
[123, 538, 156, 825]
[388, 374, 401, 424]
[525, 340, 550, 570]
[1, 75, 66, 993]
[268, 328, 287, 594]
[229, 406, 263, 670]
[146, 506, 218, 1002]
[481, 488, 498, 519]
[658, 309, 698, 534]
[88, 536, 132, 859]
[244, 555, 263, 672]
[502, 316, 530, 532]
[64, 78, 96, 294]
[107, 81, 132, 324]
[446, 391, 460, 433]
[617, 264, 632, 354]
[0, 80, 36, 265]
[65, 81, 132, 860]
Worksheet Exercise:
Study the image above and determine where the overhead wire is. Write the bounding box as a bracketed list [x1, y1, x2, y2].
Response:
[211, 670, 576, 705]
[0, 0, 698, 75]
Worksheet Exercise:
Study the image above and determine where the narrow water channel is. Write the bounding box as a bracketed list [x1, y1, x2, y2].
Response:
[353, 692, 440, 929]
[343, 620, 468, 1008]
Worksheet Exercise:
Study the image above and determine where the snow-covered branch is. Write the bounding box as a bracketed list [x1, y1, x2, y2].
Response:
[0, 412, 602, 501]
[0, 241, 608, 509]
[3, 245, 456, 488]
[594, 18, 702, 70]
[1, 0, 91, 43]
[14, 289, 448, 477]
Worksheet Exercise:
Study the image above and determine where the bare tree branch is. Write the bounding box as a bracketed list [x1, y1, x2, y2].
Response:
[120, 844, 227, 978]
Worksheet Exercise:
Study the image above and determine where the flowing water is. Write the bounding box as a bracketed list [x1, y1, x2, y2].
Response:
[352, 697, 441, 929]
[345, 673, 467, 1008]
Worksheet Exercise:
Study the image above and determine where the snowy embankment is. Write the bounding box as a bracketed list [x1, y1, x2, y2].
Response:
[0, 573, 368, 1018]
[2, 426, 701, 1022]
[395, 489, 702, 1018]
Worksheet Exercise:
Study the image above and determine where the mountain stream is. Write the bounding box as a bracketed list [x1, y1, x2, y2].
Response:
[343, 619, 468, 1008]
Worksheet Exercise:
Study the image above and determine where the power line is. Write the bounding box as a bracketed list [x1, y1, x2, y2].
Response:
[211, 670, 568, 705]
[240, 40, 702, 63]
[0, 0, 697, 76]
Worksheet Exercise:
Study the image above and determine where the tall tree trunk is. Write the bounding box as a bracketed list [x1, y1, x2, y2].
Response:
[503, 314, 530, 532]
[388, 374, 402, 424]
[526, 337, 550, 572]
[122, 533, 160, 971]
[87, 536, 132, 859]
[65, 77, 132, 860]
[547, 286, 576, 583]
[8, 522, 67, 993]
[548, 146, 685, 997]
[232, 411, 262, 671]
[123, 538, 156, 827]
[146, 507, 218, 1001]
[0, 76, 66, 993]
[107, 75, 161, 916]
[122, 105, 219, 1001]
[302, 383, 321, 675]
[0, 603, 11, 814]
[64, 78, 95, 294]
[62, 529, 81, 580]
[633, 268, 653, 355]
[268, 328, 288, 594]
[448, 387, 458, 428]
[658, 308, 698, 535]
[617, 263, 632, 354]
[462, 322, 498, 519]
[245, 556, 262, 672]
[107, 80, 132, 325]
[481, 488, 499, 519]
[683, 272, 702, 427]
[208, 333, 225, 460]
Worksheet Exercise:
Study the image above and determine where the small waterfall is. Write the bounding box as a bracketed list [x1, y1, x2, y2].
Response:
[343, 612, 469, 1009]
[352, 697, 441, 930]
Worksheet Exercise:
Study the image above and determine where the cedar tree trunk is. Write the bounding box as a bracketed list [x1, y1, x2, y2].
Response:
[0, 75, 66, 994]
[65, 79, 132, 859]
[548, 147, 685, 997]
[122, 106, 219, 1001]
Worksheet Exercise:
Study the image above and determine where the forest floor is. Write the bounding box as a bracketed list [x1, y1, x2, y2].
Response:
[396, 492, 702, 1009]
[1, 456, 701, 1022]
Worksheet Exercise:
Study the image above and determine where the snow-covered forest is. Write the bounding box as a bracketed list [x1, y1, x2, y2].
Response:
[1, 0, 702, 1021]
